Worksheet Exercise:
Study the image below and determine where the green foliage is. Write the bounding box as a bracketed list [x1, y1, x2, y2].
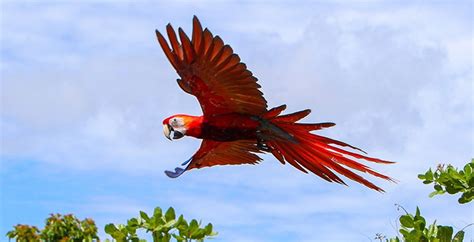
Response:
[6, 214, 99, 242]
[418, 159, 474, 204]
[378, 159, 473, 242]
[105, 206, 217, 242]
[6, 224, 40, 242]
[6, 207, 216, 242]
[41, 214, 99, 242]
[382, 206, 468, 242]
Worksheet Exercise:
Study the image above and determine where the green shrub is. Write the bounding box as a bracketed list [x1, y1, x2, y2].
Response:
[105, 206, 217, 242]
[383, 205, 467, 242]
[379, 159, 473, 242]
[6, 214, 99, 242]
[6, 224, 40, 242]
[418, 159, 473, 204]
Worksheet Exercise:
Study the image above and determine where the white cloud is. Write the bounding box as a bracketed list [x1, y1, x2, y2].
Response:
[1, 1, 472, 241]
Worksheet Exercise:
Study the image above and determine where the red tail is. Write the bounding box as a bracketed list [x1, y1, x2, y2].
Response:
[262, 105, 395, 192]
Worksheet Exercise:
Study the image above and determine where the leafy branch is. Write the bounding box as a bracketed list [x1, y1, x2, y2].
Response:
[6, 225, 40, 242]
[6, 213, 99, 242]
[104, 206, 217, 242]
[418, 159, 473, 204]
[377, 159, 473, 242]
[382, 205, 467, 242]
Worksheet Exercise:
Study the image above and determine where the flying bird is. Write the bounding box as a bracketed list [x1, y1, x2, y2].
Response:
[156, 16, 394, 191]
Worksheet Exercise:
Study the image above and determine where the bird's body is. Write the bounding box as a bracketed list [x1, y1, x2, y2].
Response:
[203, 114, 260, 141]
[196, 113, 260, 141]
[156, 16, 394, 191]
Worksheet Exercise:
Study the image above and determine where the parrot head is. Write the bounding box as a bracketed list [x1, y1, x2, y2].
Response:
[162, 114, 200, 140]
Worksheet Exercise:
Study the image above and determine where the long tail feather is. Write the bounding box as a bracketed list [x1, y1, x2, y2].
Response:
[264, 107, 395, 192]
[262, 104, 287, 119]
[272, 109, 311, 123]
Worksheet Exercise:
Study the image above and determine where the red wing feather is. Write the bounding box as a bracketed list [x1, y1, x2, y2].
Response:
[188, 140, 263, 170]
[165, 140, 263, 178]
[156, 16, 267, 115]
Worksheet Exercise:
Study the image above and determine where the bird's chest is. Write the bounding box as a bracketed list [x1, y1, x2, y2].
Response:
[200, 114, 259, 141]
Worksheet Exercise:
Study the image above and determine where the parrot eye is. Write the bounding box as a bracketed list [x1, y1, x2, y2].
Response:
[170, 118, 182, 127]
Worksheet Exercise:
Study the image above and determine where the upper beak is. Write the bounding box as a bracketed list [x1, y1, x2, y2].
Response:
[163, 124, 172, 140]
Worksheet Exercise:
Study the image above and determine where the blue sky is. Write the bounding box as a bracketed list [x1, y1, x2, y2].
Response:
[1, 1, 473, 241]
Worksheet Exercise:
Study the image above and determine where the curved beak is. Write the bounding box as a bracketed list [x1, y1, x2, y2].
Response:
[163, 124, 172, 140]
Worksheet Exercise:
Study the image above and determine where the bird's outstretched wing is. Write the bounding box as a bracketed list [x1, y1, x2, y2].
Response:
[165, 140, 263, 178]
[155, 16, 267, 116]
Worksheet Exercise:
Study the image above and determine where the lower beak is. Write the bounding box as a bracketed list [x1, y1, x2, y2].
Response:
[173, 131, 184, 139]
[163, 124, 172, 140]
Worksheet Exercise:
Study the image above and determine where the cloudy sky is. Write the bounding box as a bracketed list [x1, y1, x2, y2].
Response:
[1, 0, 472, 241]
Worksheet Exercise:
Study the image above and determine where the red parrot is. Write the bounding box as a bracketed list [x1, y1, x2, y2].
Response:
[156, 16, 394, 191]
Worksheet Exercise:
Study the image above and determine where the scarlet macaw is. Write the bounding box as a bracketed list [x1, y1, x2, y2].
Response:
[156, 16, 394, 191]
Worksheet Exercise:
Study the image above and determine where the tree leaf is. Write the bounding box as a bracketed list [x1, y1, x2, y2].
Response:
[139, 211, 150, 222]
[165, 207, 176, 222]
[452, 230, 465, 242]
[153, 207, 163, 218]
[204, 223, 213, 235]
[436, 225, 453, 242]
[426, 169, 434, 181]
[188, 219, 199, 236]
[427, 220, 437, 238]
[399, 215, 414, 228]
[104, 224, 118, 234]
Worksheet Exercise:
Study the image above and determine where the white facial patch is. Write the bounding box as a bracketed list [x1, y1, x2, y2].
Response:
[170, 117, 186, 135]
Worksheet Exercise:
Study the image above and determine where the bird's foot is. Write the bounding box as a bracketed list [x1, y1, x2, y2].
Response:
[164, 157, 192, 178]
